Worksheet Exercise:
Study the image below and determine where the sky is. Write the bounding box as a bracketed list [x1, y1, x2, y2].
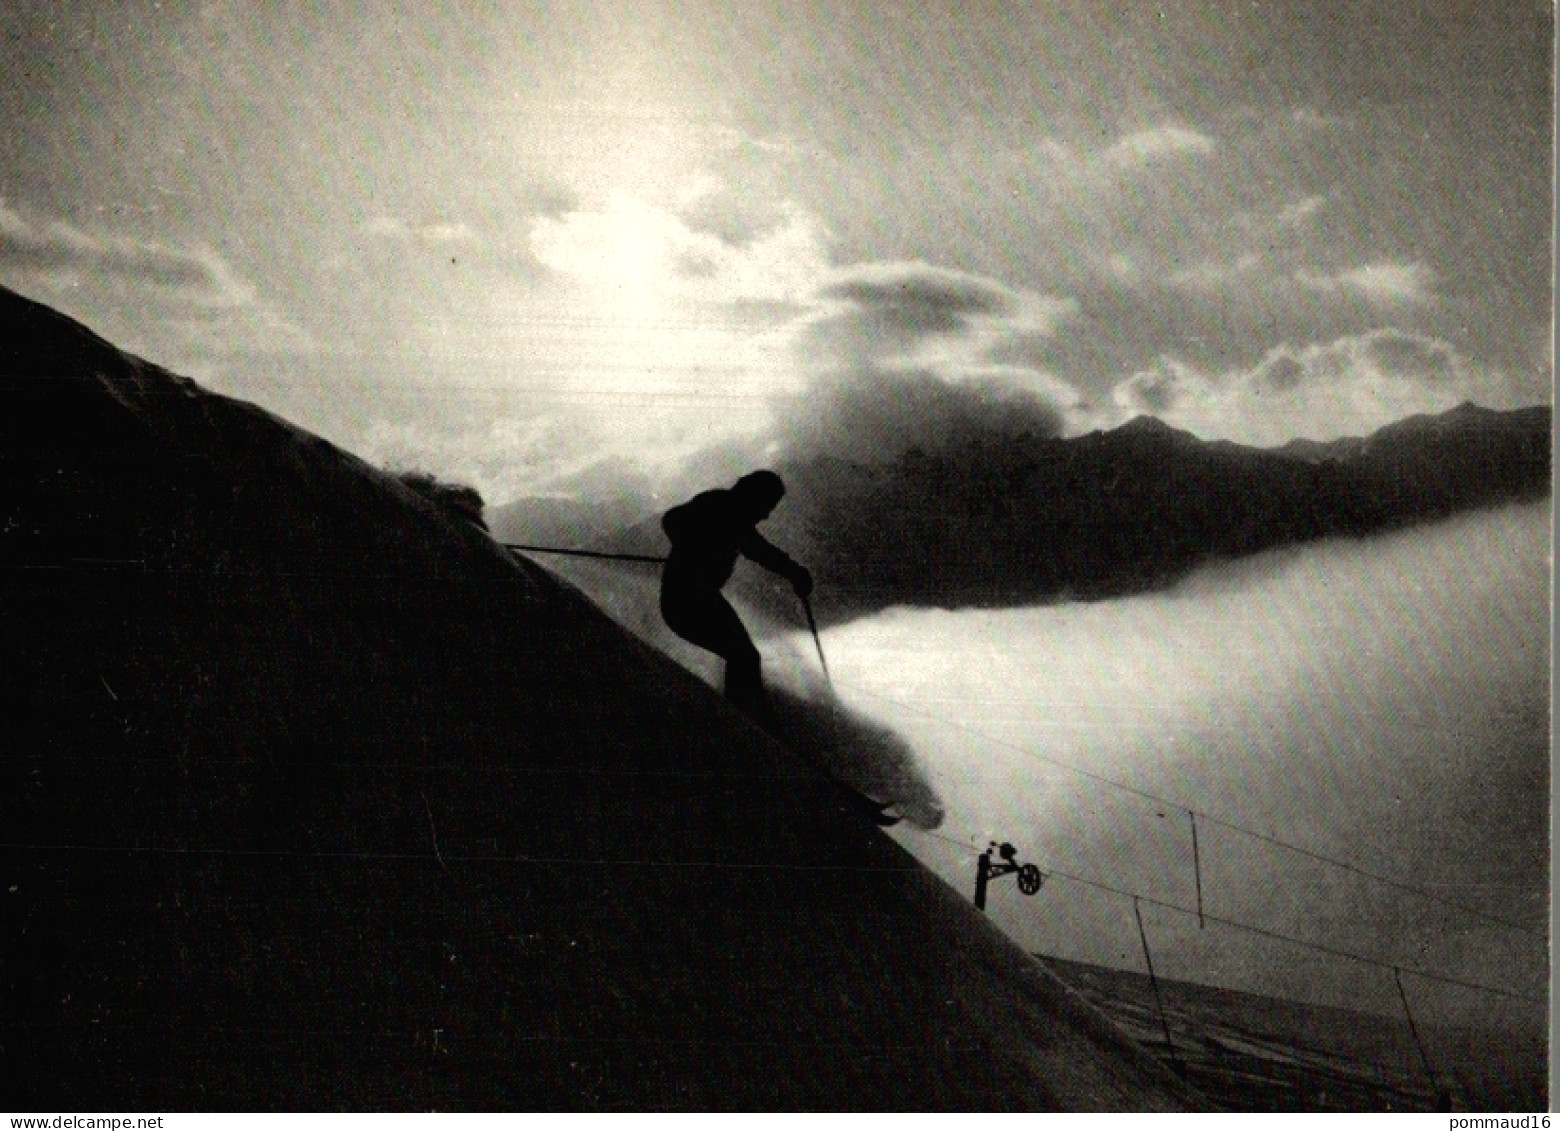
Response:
[1, 0, 1551, 1035]
[0, 0, 1552, 501]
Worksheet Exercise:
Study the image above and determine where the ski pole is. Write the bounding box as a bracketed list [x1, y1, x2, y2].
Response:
[503, 542, 666, 564]
[801, 593, 831, 685]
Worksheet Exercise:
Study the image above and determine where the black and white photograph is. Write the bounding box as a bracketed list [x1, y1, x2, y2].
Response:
[1, 0, 1551, 1114]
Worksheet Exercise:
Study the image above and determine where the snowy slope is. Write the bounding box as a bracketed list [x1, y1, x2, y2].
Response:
[0, 286, 1194, 1110]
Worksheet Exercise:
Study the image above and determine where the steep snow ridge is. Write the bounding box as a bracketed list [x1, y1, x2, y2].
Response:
[0, 285, 1193, 1110]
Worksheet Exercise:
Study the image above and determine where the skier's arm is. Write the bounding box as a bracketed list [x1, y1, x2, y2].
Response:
[741, 530, 812, 595]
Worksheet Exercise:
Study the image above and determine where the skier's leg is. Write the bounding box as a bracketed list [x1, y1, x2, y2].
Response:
[692, 597, 762, 712]
[661, 586, 763, 712]
[721, 629, 763, 713]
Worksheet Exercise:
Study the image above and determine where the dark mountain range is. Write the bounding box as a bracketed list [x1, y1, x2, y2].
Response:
[494, 401, 1550, 629]
[765, 401, 1550, 625]
[0, 285, 1193, 1110]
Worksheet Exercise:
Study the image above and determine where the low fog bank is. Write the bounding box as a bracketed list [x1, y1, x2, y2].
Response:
[816, 500, 1548, 1027]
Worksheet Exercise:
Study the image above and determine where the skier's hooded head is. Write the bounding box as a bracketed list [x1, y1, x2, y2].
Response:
[731, 469, 786, 521]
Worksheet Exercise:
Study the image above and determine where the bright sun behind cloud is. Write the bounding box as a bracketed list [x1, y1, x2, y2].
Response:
[528, 183, 829, 389]
[531, 194, 676, 311]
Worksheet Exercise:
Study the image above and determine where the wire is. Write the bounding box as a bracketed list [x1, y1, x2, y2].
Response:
[1024, 862, 1545, 1006]
[840, 679, 1545, 939]
[910, 825, 1542, 1005]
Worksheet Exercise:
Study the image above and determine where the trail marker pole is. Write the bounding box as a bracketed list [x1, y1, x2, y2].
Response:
[1394, 967, 1447, 1107]
[1134, 897, 1186, 1077]
[975, 849, 992, 910]
[1188, 809, 1205, 929]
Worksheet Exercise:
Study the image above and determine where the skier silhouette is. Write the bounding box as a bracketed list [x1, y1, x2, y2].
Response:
[660, 470, 811, 714]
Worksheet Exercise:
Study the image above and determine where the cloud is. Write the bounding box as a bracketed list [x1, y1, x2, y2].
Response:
[818, 264, 1012, 332]
[529, 191, 828, 306]
[775, 367, 1074, 472]
[374, 186, 830, 484]
[0, 203, 222, 291]
[794, 264, 1077, 401]
[369, 257, 1082, 504]
[1164, 194, 1327, 289]
[1274, 193, 1327, 229]
[1167, 253, 1263, 290]
[359, 411, 651, 504]
[0, 203, 314, 356]
[1298, 260, 1436, 306]
[1019, 123, 1218, 194]
[1112, 356, 1219, 415]
[983, 93, 1541, 401]
[770, 261, 1082, 466]
[1289, 106, 1338, 132]
[1112, 329, 1492, 445]
[788, 261, 1074, 378]
[1102, 124, 1217, 166]
[366, 215, 479, 245]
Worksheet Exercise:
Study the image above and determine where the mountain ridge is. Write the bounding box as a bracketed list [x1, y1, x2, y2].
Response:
[490, 400, 1551, 628]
